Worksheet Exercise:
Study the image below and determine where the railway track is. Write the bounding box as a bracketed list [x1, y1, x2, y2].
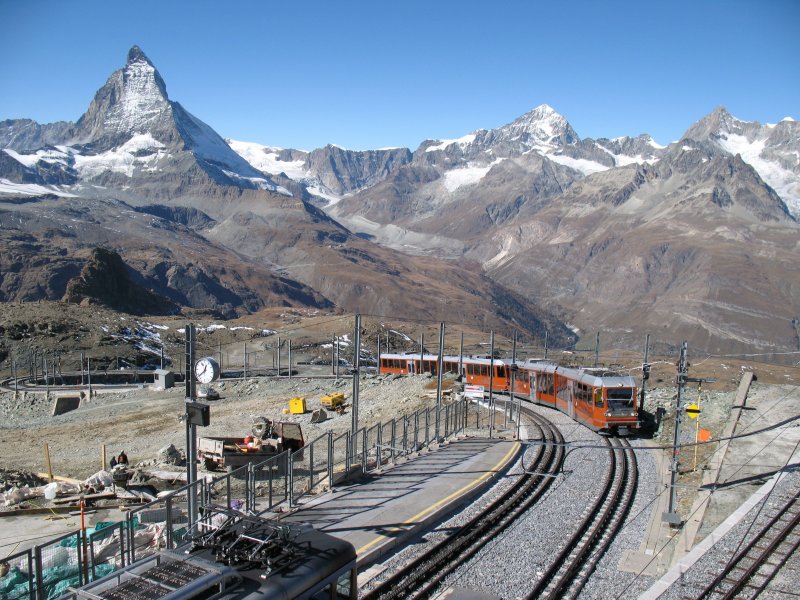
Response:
[695, 490, 800, 599]
[362, 409, 565, 600]
[526, 436, 638, 600]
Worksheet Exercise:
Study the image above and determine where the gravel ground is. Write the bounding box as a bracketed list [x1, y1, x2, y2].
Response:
[656, 468, 799, 600]
[0, 373, 444, 482]
[578, 438, 659, 599]
[436, 407, 611, 598]
[361, 404, 653, 599]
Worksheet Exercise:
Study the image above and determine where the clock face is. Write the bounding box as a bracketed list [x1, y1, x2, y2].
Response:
[194, 357, 219, 384]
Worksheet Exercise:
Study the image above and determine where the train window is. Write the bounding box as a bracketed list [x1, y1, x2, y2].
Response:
[481, 365, 489, 377]
[335, 570, 355, 599]
[496, 366, 507, 378]
[518, 370, 529, 383]
[594, 388, 604, 407]
[607, 388, 634, 410]
[466, 363, 473, 375]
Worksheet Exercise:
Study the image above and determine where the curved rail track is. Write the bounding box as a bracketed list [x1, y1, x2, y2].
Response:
[696, 491, 800, 599]
[526, 436, 638, 600]
[362, 409, 565, 600]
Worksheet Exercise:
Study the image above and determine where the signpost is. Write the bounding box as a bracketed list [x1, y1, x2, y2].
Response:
[464, 385, 485, 400]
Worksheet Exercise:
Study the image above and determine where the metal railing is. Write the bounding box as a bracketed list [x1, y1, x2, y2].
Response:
[2, 397, 483, 599]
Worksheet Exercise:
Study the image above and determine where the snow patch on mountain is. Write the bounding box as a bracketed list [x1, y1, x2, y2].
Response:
[220, 169, 292, 196]
[547, 154, 608, 175]
[3, 147, 71, 168]
[0, 178, 77, 197]
[104, 58, 168, 135]
[73, 133, 170, 178]
[718, 133, 800, 215]
[425, 133, 477, 153]
[227, 139, 308, 179]
[442, 160, 502, 191]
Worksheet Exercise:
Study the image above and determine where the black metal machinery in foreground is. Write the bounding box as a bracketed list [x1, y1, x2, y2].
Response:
[58, 506, 358, 600]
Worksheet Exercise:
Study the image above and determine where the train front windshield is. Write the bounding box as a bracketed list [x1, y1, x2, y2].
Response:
[607, 387, 635, 414]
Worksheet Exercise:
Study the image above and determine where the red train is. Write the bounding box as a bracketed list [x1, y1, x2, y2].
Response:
[378, 353, 639, 435]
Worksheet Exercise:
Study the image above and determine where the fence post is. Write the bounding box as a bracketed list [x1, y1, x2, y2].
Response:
[375, 422, 383, 469]
[361, 428, 367, 473]
[390, 418, 396, 463]
[327, 432, 333, 491]
[247, 463, 254, 513]
[288, 451, 294, 508]
[309, 440, 314, 495]
[165, 496, 174, 549]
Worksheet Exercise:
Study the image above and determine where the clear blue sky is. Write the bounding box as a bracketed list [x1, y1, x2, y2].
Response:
[1, 0, 797, 151]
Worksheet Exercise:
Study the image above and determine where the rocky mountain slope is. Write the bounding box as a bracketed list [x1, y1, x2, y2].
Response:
[0, 47, 572, 344]
[2, 46, 798, 355]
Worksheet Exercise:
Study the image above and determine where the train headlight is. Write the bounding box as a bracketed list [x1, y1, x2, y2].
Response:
[605, 411, 611, 417]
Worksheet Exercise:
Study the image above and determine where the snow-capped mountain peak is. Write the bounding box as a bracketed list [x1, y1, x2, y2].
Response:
[499, 103, 578, 146]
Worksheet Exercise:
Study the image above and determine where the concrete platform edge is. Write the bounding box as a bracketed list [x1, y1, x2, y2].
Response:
[355, 440, 522, 569]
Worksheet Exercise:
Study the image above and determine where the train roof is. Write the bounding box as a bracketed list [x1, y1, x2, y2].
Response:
[60, 510, 356, 600]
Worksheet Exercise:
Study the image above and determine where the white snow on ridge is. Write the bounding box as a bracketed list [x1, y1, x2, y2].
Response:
[718, 133, 800, 216]
[442, 160, 503, 192]
[3, 147, 71, 168]
[547, 154, 608, 175]
[227, 139, 308, 180]
[0, 178, 77, 197]
[425, 133, 477, 153]
[220, 169, 292, 196]
[106, 59, 168, 134]
[73, 133, 170, 178]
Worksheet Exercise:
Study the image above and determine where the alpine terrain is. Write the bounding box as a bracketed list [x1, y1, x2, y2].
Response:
[2, 46, 798, 355]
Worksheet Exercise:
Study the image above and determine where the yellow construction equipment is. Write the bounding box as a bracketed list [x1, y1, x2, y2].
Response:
[289, 397, 307, 414]
[320, 392, 345, 410]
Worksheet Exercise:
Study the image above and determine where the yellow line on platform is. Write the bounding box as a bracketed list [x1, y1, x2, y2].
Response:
[355, 441, 520, 557]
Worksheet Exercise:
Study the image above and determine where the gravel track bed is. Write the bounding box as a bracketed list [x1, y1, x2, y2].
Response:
[436, 407, 608, 598]
[361, 404, 626, 599]
[577, 438, 659, 598]
[656, 468, 800, 600]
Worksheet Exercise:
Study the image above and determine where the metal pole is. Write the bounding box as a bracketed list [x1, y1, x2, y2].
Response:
[184, 324, 197, 527]
[488, 331, 495, 438]
[12, 352, 18, 396]
[218, 342, 223, 375]
[351, 315, 361, 457]
[336, 336, 340, 379]
[244, 341, 248, 380]
[594, 332, 600, 367]
[639, 333, 651, 413]
[44, 355, 49, 399]
[663, 341, 687, 526]
[544, 331, 549, 360]
[459, 331, 464, 377]
[332, 335, 336, 376]
[419, 333, 424, 374]
[87, 357, 92, 398]
[160, 346, 164, 370]
[288, 339, 292, 379]
[435, 322, 445, 440]
[508, 330, 517, 427]
[276, 337, 280, 377]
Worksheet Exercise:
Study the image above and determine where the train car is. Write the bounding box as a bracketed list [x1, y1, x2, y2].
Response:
[460, 356, 531, 397]
[379, 352, 462, 376]
[59, 508, 358, 600]
[522, 362, 638, 435]
[378, 352, 637, 435]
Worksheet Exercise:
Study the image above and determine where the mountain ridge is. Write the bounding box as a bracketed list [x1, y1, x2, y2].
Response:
[1, 46, 798, 355]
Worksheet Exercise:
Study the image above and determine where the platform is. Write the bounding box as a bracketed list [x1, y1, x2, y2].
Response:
[278, 437, 521, 567]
